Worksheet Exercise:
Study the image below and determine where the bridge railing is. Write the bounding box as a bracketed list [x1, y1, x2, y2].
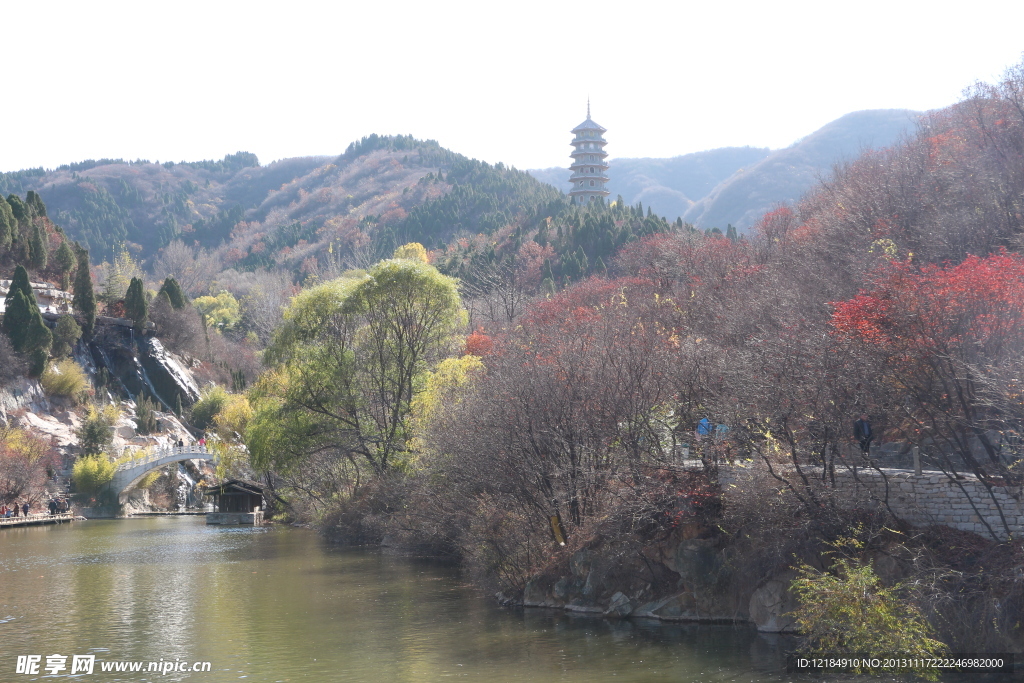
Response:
[114, 445, 211, 472]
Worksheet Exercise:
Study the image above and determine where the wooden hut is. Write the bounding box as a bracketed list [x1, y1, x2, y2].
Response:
[202, 479, 265, 525]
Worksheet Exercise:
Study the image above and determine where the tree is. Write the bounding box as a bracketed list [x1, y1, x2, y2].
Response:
[0, 428, 51, 504]
[248, 258, 465, 480]
[2, 289, 51, 376]
[29, 223, 47, 271]
[151, 239, 220, 297]
[157, 277, 187, 309]
[54, 240, 76, 291]
[830, 251, 1024, 538]
[193, 290, 240, 329]
[135, 395, 159, 435]
[124, 277, 148, 330]
[25, 190, 46, 218]
[4, 264, 34, 309]
[0, 197, 13, 251]
[100, 243, 142, 303]
[73, 250, 96, 338]
[393, 242, 429, 263]
[76, 404, 119, 457]
[52, 314, 82, 357]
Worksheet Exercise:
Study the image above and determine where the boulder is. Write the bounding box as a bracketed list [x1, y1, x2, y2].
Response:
[604, 591, 633, 617]
[748, 573, 799, 633]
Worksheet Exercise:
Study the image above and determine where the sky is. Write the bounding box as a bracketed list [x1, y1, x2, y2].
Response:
[3, 0, 1024, 174]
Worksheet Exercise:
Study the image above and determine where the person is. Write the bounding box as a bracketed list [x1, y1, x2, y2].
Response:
[199, 437, 206, 448]
[853, 413, 874, 454]
[22, 502, 29, 517]
[48, 498, 57, 516]
[12, 502, 18, 518]
[1, 504, 7, 518]
[696, 417, 712, 441]
[177, 439, 184, 448]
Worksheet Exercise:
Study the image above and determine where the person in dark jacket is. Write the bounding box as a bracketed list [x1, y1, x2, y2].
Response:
[853, 414, 873, 454]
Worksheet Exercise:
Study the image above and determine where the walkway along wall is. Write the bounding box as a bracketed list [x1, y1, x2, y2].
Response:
[719, 463, 1024, 540]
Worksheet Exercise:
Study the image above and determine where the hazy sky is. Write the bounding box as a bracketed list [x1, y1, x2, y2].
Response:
[3, 0, 1023, 173]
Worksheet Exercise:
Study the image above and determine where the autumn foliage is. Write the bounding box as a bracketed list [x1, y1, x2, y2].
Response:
[830, 251, 1024, 357]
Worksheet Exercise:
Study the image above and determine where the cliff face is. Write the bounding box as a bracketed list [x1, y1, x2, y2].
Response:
[79, 323, 200, 413]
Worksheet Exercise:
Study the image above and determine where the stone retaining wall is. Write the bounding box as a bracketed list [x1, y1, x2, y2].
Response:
[720, 464, 1023, 540]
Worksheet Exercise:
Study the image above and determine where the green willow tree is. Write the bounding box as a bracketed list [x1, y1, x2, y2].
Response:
[247, 257, 465, 481]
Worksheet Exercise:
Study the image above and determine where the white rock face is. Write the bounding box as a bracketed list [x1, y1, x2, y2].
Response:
[15, 411, 78, 447]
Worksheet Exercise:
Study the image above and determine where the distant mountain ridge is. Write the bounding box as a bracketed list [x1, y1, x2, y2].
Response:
[529, 109, 921, 231]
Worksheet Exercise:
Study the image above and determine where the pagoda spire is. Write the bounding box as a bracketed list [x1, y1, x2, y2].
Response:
[568, 103, 609, 205]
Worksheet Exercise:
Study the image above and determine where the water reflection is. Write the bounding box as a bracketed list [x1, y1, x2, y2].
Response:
[0, 518, 799, 682]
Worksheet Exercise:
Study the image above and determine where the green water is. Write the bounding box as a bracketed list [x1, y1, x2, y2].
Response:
[0, 518, 797, 682]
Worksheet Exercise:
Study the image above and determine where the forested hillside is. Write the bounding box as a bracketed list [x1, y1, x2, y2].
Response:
[0, 136, 563, 278]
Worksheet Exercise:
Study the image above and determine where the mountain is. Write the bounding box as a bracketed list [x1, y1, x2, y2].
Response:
[529, 109, 920, 231]
[529, 146, 771, 220]
[684, 109, 921, 231]
[0, 136, 561, 274]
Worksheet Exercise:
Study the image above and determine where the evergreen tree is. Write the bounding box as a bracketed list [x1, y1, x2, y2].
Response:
[6, 194, 28, 223]
[52, 314, 83, 357]
[157, 277, 187, 309]
[124, 277, 148, 330]
[0, 198, 13, 251]
[25, 190, 46, 218]
[2, 289, 32, 349]
[55, 240, 76, 291]
[726, 224, 738, 241]
[5, 264, 35, 309]
[30, 223, 47, 270]
[73, 250, 96, 338]
[3, 289, 51, 376]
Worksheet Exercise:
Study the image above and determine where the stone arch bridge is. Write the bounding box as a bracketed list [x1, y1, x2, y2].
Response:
[111, 445, 213, 499]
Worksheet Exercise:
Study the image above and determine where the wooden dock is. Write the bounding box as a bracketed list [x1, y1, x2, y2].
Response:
[0, 513, 80, 528]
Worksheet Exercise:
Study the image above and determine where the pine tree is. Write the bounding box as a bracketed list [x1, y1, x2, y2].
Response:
[5, 264, 35, 309]
[52, 314, 82, 357]
[3, 289, 51, 376]
[124, 277, 148, 331]
[6, 194, 28, 223]
[30, 223, 47, 270]
[726, 224, 738, 241]
[73, 250, 96, 338]
[25, 190, 46, 218]
[0, 198, 13, 251]
[55, 240, 76, 291]
[157, 277, 187, 309]
[2, 289, 32, 349]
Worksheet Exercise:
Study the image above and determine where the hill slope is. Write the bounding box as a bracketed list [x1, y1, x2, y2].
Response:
[0, 137, 561, 276]
[683, 109, 920, 230]
[529, 109, 920, 230]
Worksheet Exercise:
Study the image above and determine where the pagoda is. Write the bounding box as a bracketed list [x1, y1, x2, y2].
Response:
[568, 101, 610, 204]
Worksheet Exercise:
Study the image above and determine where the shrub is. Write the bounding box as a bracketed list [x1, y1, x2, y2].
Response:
[790, 553, 947, 679]
[71, 454, 116, 493]
[190, 386, 229, 430]
[40, 359, 89, 402]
